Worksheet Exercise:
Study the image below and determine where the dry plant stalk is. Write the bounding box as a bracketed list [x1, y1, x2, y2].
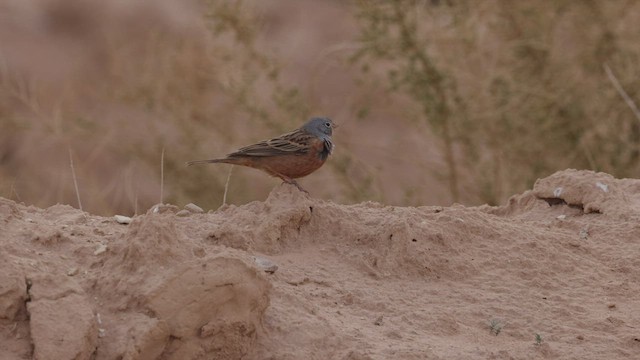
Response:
[604, 63, 640, 124]
[68, 148, 83, 212]
[134, 191, 139, 216]
[9, 177, 21, 202]
[223, 165, 234, 205]
[160, 147, 165, 204]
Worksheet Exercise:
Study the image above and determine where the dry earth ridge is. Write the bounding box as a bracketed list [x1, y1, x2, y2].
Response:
[1, 169, 639, 359]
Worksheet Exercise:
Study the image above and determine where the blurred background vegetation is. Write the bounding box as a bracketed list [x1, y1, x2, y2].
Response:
[1, 0, 640, 215]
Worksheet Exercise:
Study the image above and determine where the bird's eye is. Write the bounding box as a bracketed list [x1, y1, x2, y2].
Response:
[325, 122, 331, 128]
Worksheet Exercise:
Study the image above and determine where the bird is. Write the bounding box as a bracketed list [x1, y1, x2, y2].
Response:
[187, 117, 336, 193]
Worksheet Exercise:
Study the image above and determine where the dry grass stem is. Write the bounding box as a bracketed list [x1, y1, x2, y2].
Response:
[68, 148, 83, 212]
[604, 63, 640, 124]
[223, 165, 234, 205]
[9, 178, 21, 202]
[134, 190, 139, 216]
[160, 147, 165, 205]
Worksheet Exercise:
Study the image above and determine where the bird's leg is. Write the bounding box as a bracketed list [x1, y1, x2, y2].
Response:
[264, 168, 310, 194]
[277, 174, 309, 194]
[289, 179, 309, 194]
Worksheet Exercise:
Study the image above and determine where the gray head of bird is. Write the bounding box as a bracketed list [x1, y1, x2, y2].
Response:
[302, 117, 336, 139]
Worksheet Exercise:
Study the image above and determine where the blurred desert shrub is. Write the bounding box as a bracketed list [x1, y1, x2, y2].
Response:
[353, 0, 640, 205]
[3, 0, 640, 213]
[0, 0, 310, 214]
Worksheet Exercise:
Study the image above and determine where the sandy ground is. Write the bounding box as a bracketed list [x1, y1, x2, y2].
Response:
[1, 168, 640, 359]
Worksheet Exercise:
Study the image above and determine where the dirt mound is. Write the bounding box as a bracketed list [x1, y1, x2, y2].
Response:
[0, 198, 270, 359]
[1, 169, 640, 359]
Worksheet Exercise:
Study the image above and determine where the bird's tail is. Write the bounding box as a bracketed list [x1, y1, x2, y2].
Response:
[186, 158, 230, 166]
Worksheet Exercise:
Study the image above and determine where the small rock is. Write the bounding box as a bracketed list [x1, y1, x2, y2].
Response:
[556, 215, 566, 220]
[176, 210, 191, 217]
[114, 215, 132, 224]
[66, 268, 78, 276]
[94, 244, 107, 256]
[595, 181, 608, 193]
[184, 203, 204, 213]
[374, 315, 384, 326]
[150, 204, 179, 214]
[253, 257, 278, 274]
[98, 328, 106, 338]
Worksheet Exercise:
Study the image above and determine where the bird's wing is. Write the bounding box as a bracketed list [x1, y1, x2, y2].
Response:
[228, 129, 313, 157]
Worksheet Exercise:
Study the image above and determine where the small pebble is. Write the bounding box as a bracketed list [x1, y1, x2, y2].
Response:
[254, 257, 278, 274]
[176, 210, 191, 217]
[151, 204, 179, 214]
[94, 244, 108, 255]
[67, 267, 79, 276]
[114, 215, 132, 224]
[595, 181, 608, 193]
[374, 315, 384, 326]
[556, 215, 566, 220]
[185, 203, 204, 213]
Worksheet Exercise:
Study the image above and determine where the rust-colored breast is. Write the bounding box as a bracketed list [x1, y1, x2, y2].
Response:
[254, 137, 328, 179]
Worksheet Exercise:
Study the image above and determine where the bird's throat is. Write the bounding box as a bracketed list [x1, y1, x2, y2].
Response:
[319, 139, 333, 161]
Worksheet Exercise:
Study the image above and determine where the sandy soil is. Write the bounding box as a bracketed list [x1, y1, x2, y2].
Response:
[1, 169, 640, 359]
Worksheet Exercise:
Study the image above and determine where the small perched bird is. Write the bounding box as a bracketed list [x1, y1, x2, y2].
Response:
[187, 117, 336, 193]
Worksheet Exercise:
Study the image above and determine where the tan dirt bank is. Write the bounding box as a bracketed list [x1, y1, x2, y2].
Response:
[1, 169, 639, 359]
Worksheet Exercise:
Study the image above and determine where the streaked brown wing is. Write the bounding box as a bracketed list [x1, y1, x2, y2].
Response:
[227, 129, 313, 158]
